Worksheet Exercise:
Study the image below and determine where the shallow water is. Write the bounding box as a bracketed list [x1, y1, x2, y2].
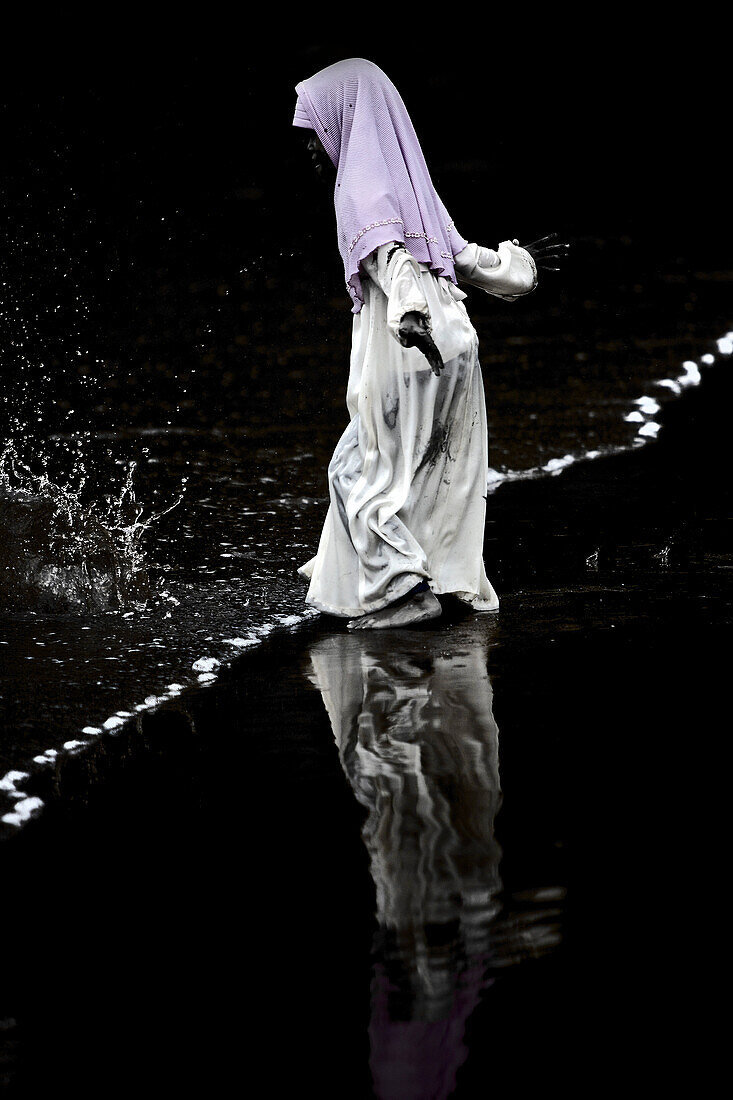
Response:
[1, 46, 730, 1095]
[3, 555, 728, 1093]
[0, 429, 329, 821]
[1, 613, 568, 1094]
[1, 250, 731, 827]
[304, 622, 564, 1098]
[1, 54, 731, 825]
[1, 240, 730, 1090]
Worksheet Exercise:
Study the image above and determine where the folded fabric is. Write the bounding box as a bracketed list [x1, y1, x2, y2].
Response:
[454, 240, 537, 301]
[292, 97, 312, 129]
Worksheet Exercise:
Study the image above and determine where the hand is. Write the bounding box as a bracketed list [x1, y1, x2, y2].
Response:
[513, 233, 570, 273]
[398, 312, 444, 376]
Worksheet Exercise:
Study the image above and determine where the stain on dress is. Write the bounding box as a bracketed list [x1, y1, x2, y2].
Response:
[382, 393, 400, 430]
[417, 420, 455, 472]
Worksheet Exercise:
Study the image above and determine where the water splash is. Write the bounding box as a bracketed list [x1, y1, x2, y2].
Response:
[0, 442, 182, 613]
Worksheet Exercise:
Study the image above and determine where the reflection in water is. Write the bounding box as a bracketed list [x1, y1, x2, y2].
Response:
[306, 622, 562, 1099]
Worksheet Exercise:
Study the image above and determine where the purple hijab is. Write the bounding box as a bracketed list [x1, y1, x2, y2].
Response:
[293, 58, 468, 314]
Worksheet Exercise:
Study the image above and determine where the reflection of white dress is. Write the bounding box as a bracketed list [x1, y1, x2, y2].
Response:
[300, 243, 502, 618]
[305, 625, 503, 934]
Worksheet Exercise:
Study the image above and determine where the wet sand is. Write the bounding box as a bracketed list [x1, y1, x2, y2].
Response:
[1, 357, 729, 1095]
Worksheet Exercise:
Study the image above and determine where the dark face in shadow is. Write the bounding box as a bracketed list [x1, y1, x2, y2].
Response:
[305, 130, 332, 180]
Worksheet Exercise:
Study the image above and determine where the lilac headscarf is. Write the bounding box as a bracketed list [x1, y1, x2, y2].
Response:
[293, 58, 468, 314]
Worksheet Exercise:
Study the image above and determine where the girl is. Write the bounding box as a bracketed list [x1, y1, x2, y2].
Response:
[293, 59, 565, 630]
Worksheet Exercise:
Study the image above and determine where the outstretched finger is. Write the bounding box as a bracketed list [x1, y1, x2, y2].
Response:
[534, 241, 570, 251]
[423, 336, 444, 376]
[531, 247, 570, 261]
[533, 254, 569, 267]
[523, 232, 559, 251]
[533, 243, 570, 254]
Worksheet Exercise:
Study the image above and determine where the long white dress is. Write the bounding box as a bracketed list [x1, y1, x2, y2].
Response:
[299, 240, 536, 619]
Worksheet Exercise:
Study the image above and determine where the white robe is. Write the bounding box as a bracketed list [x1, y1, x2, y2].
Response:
[299, 241, 534, 618]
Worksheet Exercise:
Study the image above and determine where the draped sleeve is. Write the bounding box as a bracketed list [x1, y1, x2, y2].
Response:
[454, 240, 538, 302]
[361, 242, 432, 344]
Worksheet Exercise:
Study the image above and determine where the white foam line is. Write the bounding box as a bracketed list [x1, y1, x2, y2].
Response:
[0, 771, 29, 794]
[543, 454, 576, 474]
[488, 328, 731, 493]
[634, 396, 660, 414]
[1, 796, 44, 827]
[487, 444, 627, 494]
[192, 656, 220, 673]
[0, 770, 43, 828]
[1, 608, 318, 829]
[677, 360, 702, 387]
[638, 343, 723, 442]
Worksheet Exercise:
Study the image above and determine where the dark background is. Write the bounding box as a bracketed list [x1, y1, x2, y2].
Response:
[1, 27, 727, 444]
[1, 26, 729, 1095]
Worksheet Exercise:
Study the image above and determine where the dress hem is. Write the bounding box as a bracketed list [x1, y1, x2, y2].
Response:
[302, 571, 428, 619]
[300, 571, 499, 619]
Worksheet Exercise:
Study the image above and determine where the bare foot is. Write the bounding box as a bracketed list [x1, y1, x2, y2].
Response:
[347, 590, 442, 631]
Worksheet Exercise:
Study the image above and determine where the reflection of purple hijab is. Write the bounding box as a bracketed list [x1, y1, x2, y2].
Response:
[293, 58, 467, 313]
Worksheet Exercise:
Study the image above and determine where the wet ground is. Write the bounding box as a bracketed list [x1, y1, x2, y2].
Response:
[2, 43, 730, 823]
[1, 250, 730, 827]
[1, 42, 730, 1094]
[1, 354, 730, 1095]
